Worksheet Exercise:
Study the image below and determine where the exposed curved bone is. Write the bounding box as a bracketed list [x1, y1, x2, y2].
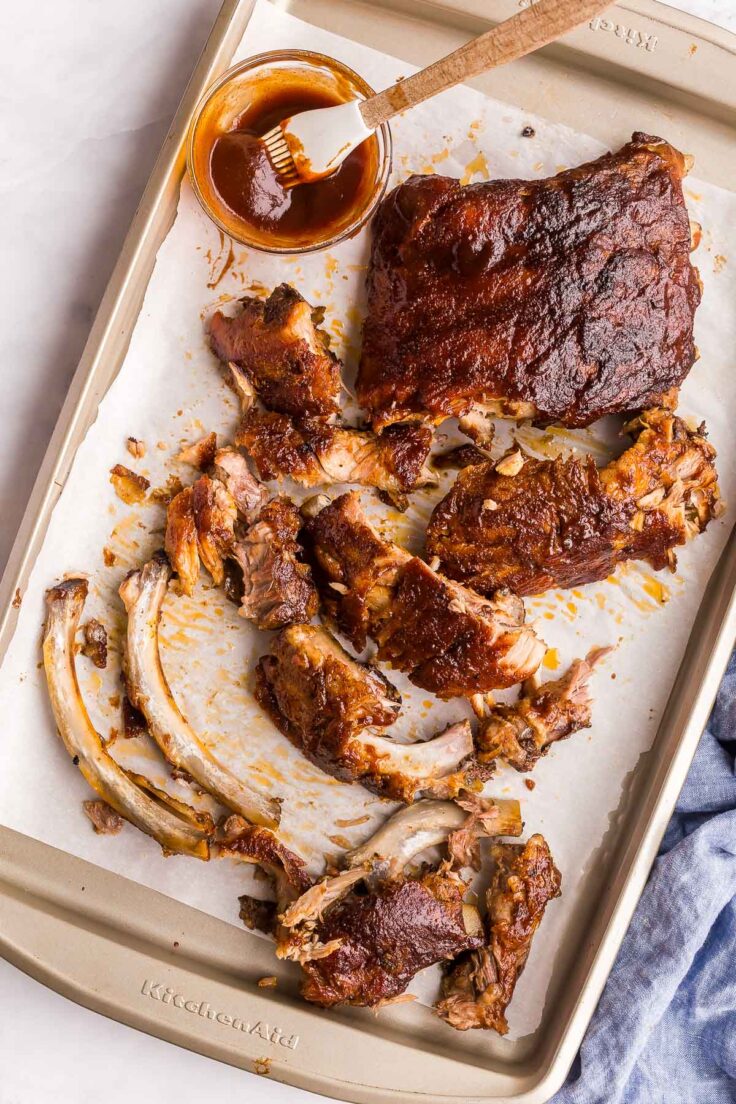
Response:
[43, 578, 213, 859]
[352, 721, 482, 801]
[346, 800, 466, 872]
[120, 557, 281, 827]
[344, 795, 521, 878]
[256, 625, 488, 802]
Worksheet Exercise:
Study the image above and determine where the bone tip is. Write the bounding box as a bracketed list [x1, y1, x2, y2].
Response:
[46, 577, 89, 606]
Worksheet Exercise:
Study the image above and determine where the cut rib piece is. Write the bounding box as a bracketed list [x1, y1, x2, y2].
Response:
[278, 799, 519, 1008]
[255, 623, 487, 802]
[165, 475, 236, 596]
[209, 284, 341, 419]
[235, 409, 434, 495]
[230, 498, 318, 630]
[426, 408, 722, 597]
[436, 835, 561, 1034]
[164, 460, 317, 629]
[42, 578, 213, 859]
[120, 556, 281, 828]
[220, 815, 312, 926]
[358, 134, 701, 430]
[346, 796, 522, 879]
[477, 649, 610, 772]
[305, 492, 545, 698]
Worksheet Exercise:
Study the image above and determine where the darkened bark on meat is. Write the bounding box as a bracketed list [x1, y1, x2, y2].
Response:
[81, 619, 108, 669]
[255, 624, 489, 802]
[255, 624, 401, 784]
[209, 284, 341, 419]
[426, 408, 721, 596]
[358, 134, 700, 430]
[305, 492, 544, 697]
[299, 872, 483, 1007]
[236, 410, 434, 494]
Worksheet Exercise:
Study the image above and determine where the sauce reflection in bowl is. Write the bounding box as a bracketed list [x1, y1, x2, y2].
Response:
[187, 50, 392, 254]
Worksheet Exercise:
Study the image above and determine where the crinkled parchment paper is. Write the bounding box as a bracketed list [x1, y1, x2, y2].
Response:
[1, 0, 735, 1038]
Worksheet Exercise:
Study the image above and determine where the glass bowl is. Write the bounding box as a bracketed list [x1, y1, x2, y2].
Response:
[187, 49, 393, 254]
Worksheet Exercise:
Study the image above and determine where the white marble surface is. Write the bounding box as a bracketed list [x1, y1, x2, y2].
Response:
[0, 2, 733, 1102]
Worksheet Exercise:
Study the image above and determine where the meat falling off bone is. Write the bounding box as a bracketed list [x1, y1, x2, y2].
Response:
[255, 623, 492, 802]
[357, 133, 701, 431]
[209, 283, 342, 420]
[164, 460, 318, 631]
[209, 283, 435, 498]
[235, 410, 435, 498]
[229, 498, 318, 630]
[305, 491, 545, 698]
[119, 555, 282, 828]
[436, 835, 561, 1034]
[225, 799, 522, 1009]
[426, 408, 722, 597]
[476, 649, 612, 772]
[42, 578, 214, 859]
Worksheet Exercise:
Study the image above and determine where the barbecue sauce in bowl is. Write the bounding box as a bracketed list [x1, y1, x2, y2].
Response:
[188, 51, 391, 253]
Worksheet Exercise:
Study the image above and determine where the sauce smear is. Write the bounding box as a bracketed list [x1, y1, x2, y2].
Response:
[209, 86, 376, 247]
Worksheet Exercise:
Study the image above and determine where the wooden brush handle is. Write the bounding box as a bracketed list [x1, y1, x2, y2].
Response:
[360, 0, 612, 130]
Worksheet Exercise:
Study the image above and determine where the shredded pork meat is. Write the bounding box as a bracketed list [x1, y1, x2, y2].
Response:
[436, 835, 561, 1034]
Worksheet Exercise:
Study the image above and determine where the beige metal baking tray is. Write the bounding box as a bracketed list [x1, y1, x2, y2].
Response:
[1, 1, 735, 1101]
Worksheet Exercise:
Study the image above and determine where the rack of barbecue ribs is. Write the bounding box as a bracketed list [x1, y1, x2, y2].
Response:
[357, 134, 701, 433]
[255, 624, 491, 801]
[436, 835, 561, 1033]
[426, 408, 722, 597]
[305, 492, 545, 698]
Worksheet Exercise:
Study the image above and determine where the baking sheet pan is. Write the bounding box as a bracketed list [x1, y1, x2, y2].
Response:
[1, 1, 735, 1100]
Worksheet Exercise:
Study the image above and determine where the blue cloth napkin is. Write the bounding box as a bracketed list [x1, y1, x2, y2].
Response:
[554, 651, 736, 1104]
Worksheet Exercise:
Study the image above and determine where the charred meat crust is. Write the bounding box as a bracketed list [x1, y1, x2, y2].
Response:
[254, 624, 403, 786]
[305, 492, 544, 697]
[299, 873, 484, 1008]
[426, 408, 721, 596]
[81, 619, 108, 669]
[378, 558, 535, 698]
[235, 410, 434, 494]
[209, 284, 341, 419]
[255, 625, 491, 802]
[357, 134, 700, 430]
[220, 821, 312, 901]
[436, 835, 561, 1033]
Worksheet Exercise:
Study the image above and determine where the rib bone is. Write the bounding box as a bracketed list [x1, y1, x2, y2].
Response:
[43, 578, 213, 859]
[119, 556, 281, 827]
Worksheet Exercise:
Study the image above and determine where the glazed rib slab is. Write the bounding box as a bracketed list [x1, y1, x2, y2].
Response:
[357, 133, 700, 430]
